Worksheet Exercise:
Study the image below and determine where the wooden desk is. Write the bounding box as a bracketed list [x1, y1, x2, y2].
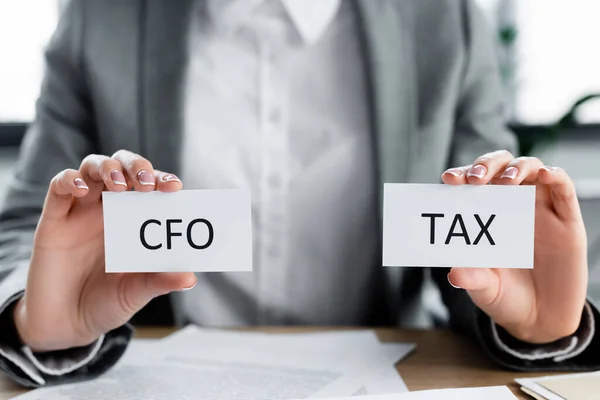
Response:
[0, 328, 553, 399]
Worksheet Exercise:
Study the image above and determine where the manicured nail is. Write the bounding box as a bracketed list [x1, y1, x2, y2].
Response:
[501, 166, 519, 179]
[137, 170, 155, 186]
[447, 274, 462, 289]
[110, 170, 127, 186]
[74, 178, 89, 190]
[161, 174, 181, 183]
[467, 164, 487, 179]
[180, 277, 197, 291]
[542, 166, 557, 173]
[444, 168, 463, 177]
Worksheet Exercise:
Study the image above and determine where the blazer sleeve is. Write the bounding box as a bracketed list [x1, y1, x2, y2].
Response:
[432, 0, 600, 372]
[0, 0, 131, 387]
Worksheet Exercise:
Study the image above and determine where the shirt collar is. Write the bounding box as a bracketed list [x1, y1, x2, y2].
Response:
[281, 0, 341, 44]
[207, 0, 342, 45]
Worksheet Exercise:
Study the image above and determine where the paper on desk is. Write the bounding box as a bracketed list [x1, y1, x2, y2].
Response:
[12, 346, 392, 400]
[11, 359, 347, 400]
[380, 342, 417, 364]
[163, 325, 415, 394]
[12, 384, 516, 400]
[516, 371, 600, 400]
[541, 375, 600, 400]
[12, 329, 413, 400]
[162, 326, 415, 364]
[157, 328, 415, 395]
[292, 385, 518, 399]
[159, 327, 414, 394]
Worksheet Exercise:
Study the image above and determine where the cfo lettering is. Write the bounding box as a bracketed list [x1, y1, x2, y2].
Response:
[140, 219, 214, 250]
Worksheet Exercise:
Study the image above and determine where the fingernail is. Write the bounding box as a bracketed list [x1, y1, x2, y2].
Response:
[180, 277, 197, 291]
[444, 168, 463, 177]
[447, 274, 462, 289]
[467, 164, 487, 179]
[161, 174, 181, 183]
[542, 166, 557, 173]
[501, 166, 519, 179]
[74, 178, 89, 190]
[110, 170, 127, 186]
[137, 170, 155, 186]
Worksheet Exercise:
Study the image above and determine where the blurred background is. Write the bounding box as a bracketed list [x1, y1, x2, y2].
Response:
[1, 0, 600, 309]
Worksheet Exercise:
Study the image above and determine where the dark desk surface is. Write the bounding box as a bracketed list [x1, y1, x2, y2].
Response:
[1, 327, 558, 399]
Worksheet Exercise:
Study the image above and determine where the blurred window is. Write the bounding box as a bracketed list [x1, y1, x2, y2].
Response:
[0, 1, 599, 125]
[476, 0, 600, 125]
[0, 1, 59, 122]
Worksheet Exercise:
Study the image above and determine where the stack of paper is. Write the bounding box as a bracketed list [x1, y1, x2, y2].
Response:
[12, 327, 519, 399]
[516, 371, 600, 400]
[12, 327, 415, 399]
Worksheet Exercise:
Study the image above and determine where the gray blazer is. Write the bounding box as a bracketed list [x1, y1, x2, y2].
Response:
[0, 0, 597, 387]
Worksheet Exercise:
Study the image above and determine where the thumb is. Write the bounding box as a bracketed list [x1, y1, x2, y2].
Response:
[119, 272, 197, 313]
[447, 268, 500, 313]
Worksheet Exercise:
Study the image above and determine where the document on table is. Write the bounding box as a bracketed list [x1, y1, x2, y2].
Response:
[12, 328, 414, 400]
[290, 386, 518, 399]
[159, 327, 414, 395]
[516, 371, 600, 400]
[162, 326, 415, 365]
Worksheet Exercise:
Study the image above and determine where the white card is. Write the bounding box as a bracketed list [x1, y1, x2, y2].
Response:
[383, 183, 535, 269]
[102, 189, 252, 273]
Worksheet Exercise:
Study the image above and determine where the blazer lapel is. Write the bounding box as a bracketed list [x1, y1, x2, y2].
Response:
[355, 0, 417, 189]
[141, 0, 195, 174]
[356, 0, 418, 318]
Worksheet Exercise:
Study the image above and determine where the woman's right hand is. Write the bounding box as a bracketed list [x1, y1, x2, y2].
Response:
[12, 150, 196, 352]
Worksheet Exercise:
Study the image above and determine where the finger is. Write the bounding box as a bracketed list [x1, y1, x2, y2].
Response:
[43, 169, 90, 219]
[118, 272, 197, 314]
[112, 149, 156, 192]
[447, 268, 500, 311]
[466, 150, 515, 185]
[441, 165, 471, 185]
[492, 157, 553, 210]
[492, 156, 544, 185]
[538, 166, 582, 222]
[78, 154, 129, 206]
[154, 170, 183, 193]
[81, 154, 130, 191]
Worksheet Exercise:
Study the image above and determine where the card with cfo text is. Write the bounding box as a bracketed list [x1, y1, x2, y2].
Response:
[102, 189, 253, 273]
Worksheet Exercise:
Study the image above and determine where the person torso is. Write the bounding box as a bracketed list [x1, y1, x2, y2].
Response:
[176, 0, 388, 326]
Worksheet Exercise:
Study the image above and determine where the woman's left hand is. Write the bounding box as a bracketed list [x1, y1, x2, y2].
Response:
[443, 150, 588, 344]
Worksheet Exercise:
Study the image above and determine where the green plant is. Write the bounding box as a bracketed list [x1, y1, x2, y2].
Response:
[518, 94, 600, 156]
[498, 25, 518, 85]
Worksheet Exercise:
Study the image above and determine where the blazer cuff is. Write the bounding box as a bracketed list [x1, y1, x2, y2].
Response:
[0, 291, 133, 387]
[0, 290, 44, 386]
[491, 302, 594, 363]
[477, 299, 600, 371]
[21, 334, 105, 377]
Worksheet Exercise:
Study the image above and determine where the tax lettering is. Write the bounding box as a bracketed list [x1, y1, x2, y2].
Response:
[421, 213, 496, 245]
[140, 218, 214, 250]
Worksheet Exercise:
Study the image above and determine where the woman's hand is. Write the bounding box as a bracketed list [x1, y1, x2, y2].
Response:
[443, 150, 588, 344]
[13, 150, 196, 352]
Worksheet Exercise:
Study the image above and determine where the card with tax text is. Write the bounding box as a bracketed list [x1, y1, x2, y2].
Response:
[383, 183, 535, 269]
[102, 189, 252, 273]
